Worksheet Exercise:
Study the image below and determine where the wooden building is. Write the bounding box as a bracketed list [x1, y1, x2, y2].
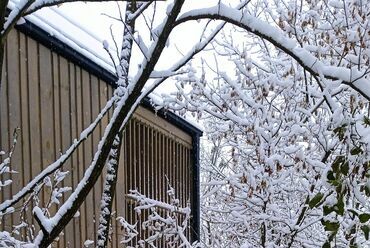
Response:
[0, 10, 201, 247]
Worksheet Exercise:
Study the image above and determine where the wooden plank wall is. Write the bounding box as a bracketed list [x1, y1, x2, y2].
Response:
[118, 108, 193, 247]
[0, 29, 194, 247]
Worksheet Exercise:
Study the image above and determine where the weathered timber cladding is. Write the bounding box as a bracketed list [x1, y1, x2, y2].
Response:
[0, 29, 194, 247]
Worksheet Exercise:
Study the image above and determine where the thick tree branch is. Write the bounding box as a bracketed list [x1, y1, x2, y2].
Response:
[96, 2, 137, 247]
[96, 133, 123, 248]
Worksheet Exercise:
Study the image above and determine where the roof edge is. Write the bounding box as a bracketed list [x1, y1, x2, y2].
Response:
[141, 98, 203, 136]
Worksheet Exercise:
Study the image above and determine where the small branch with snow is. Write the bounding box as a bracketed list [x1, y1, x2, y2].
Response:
[127, 190, 190, 215]
[117, 184, 195, 248]
[0, 128, 19, 190]
[128, 1, 153, 22]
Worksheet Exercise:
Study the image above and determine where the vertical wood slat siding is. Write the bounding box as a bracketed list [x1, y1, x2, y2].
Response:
[122, 116, 193, 247]
[1, 29, 194, 247]
[4, 29, 17, 232]
[19, 31, 31, 239]
[0, 29, 112, 247]
[1, 36, 9, 231]
[70, 63, 79, 248]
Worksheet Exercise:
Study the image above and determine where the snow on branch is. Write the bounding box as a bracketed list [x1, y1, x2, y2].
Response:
[117, 184, 196, 247]
[127, 1, 153, 22]
[0, 129, 18, 191]
[127, 190, 190, 215]
[1, 0, 35, 40]
[175, 3, 370, 101]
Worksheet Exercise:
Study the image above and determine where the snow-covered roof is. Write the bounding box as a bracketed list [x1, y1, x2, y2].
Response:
[9, 0, 119, 74]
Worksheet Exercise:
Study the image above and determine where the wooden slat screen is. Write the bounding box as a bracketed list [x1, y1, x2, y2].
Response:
[0, 29, 194, 247]
[119, 115, 193, 247]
